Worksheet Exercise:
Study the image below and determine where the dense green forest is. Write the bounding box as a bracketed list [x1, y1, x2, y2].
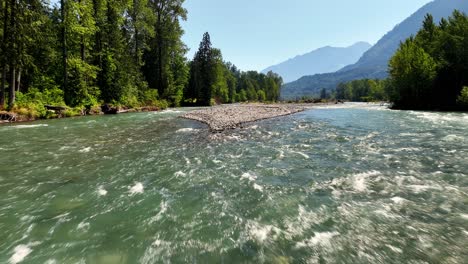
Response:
[333, 11, 468, 110]
[387, 11, 468, 110]
[185, 33, 282, 106]
[334, 79, 388, 102]
[0, 0, 282, 119]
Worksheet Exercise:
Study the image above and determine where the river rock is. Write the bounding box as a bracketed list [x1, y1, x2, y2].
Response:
[181, 104, 310, 132]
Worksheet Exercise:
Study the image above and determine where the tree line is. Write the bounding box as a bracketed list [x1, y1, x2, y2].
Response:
[334, 79, 388, 102]
[0, 0, 281, 118]
[387, 11, 468, 110]
[185, 32, 282, 106]
[332, 11, 468, 110]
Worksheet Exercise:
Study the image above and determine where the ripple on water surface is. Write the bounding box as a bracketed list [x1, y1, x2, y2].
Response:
[0, 104, 467, 263]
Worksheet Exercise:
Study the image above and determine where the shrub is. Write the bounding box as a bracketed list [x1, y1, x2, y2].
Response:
[457, 86, 468, 107]
[13, 87, 68, 119]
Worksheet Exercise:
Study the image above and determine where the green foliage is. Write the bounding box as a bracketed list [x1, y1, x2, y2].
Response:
[388, 38, 437, 109]
[14, 87, 67, 118]
[389, 11, 468, 110]
[457, 86, 468, 107]
[257, 90, 266, 102]
[335, 79, 388, 102]
[66, 57, 100, 107]
[141, 89, 160, 106]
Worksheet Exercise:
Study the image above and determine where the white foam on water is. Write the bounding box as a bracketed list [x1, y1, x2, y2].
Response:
[174, 171, 186, 177]
[77, 222, 90, 231]
[9, 245, 32, 264]
[149, 201, 169, 224]
[442, 135, 464, 142]
[391, 197, 407, 204]
[241, 172, 256, 182]
[14, 124, 48, 129]
[394, 147, 421, 152]
[290, 151, 309, 159]
[97, 186, 108, 196]
[78, 147, 92, 153]
[59, 146, 72, 151]
[212, 159, 222, 164]
[250, 125, 259, 130]
[352, 171, 379, 192]
[246, 221, 280, 244]
[20, 215, 35, 223]
[408, 185, 437, 194]
[375, 205, 398, 219]
[277, 150, 285, 159]
[460, 214, 468, 220]
[129, 182, 144, 195]
[412, 111, 468, 125]
[162, 109, 183, 114]
[140, 238, 173, 264]
[225, 134, 242, 141]
[44, 260, 57, 264]
[253, 183, 263, 192]
[296, 231, 339, 248]
[176, 128, 196, 133]
[386, 245, 403, 253]
[284, 205, 327, 238]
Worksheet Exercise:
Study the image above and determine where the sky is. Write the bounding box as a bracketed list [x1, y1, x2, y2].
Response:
[181, 0, 434, 72]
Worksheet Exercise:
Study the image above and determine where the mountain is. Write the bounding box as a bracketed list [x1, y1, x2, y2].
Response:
[282, 0, 468, 99]
[261, 42, 371, 83]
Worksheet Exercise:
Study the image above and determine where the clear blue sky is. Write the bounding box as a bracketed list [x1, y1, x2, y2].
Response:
[181, 0, 433, 71]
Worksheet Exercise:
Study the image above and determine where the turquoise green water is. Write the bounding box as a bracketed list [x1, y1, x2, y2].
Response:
[0, 104, 467, 263]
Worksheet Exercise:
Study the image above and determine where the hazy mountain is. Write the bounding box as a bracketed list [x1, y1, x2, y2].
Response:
[261, 42, 371, 83]
[282, 0, 468, 99]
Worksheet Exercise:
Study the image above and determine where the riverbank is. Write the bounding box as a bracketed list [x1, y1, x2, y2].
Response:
[0, 105, 164, 125]
[181, 103, 317, 132]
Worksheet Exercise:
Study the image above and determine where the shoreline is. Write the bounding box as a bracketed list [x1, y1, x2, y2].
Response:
[0, 102, 341, 127]
[181, 103, 320, 132]
[0, 106, 164, 125]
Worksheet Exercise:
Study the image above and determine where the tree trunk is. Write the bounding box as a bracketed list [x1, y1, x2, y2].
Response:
[133, 0, 139, 65]
[0, 0, 7, 109]
[79, 0, 85, 61]
[92, 0, 102, 68]
[61, 0, 68, 91]
[7, 0, 15, 109]
[16, 67, 21, 92]
[8, 66, 15, 109]
[0, 66, 6, 109]
[156, 2, 165, 95]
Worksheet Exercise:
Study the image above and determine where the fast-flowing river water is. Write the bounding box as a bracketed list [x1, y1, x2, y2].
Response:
[0, 103, 467, 263]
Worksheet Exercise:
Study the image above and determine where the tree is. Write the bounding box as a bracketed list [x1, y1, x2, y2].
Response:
[186, 32, 215, 105]
[388, 37, 437, 109]
[388, 10, 468, 110]
[142, 0, 187, 98]
[320, 88, 327, 99]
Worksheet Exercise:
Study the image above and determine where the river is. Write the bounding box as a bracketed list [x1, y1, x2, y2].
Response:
[0, 103, 467, 263]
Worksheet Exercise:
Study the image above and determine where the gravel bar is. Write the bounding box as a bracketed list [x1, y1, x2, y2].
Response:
[181, 104, 310, 132]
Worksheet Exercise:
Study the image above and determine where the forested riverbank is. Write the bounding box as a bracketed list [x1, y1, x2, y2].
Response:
[0, 0, 282, 123]
[332, 11, 468, 111]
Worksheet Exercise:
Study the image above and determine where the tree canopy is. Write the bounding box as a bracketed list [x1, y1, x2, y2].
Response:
[0, 1, 280, 118]
[388, 11, 468, 110]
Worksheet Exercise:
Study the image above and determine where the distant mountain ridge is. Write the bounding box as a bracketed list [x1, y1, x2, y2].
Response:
[282, 0, 468, 99]
[261, 42, 371, 83]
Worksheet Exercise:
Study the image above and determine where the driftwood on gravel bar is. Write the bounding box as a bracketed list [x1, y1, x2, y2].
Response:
[181, 104, 308, 132]
[0, 112, 17, 122]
